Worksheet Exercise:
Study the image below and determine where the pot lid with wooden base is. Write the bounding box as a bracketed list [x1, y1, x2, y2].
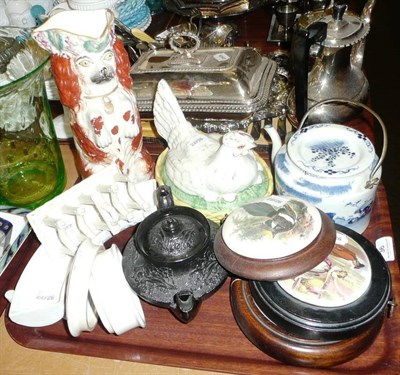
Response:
[214, 195, 336, 280]
[230, 278, 386, 368]
[248, 225, 392, 341]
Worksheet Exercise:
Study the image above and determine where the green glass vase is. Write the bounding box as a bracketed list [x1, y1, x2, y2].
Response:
[0, 27, 66, 210]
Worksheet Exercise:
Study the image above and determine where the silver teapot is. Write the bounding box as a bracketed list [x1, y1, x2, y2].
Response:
[288, 0, 376, 125]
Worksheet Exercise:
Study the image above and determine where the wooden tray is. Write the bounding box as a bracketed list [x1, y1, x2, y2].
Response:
[3, 183, 400, 375]
[4, 4, 399, 372]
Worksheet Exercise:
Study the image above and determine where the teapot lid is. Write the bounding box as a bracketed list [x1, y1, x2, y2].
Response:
[318, 3, 369, 47]
[287, 124, 376, 179]
[214, 195, 336, 280]
[134, 204, 210, 265]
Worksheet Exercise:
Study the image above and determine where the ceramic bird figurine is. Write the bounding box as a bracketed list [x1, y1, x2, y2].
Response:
[153, 79, 264, 202]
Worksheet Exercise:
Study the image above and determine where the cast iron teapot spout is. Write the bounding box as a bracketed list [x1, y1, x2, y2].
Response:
[172, 290, 202, 323]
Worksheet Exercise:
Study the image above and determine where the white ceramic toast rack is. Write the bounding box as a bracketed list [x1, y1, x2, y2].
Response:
[27, 164, 157, 255]
[7, 164, 156, 334]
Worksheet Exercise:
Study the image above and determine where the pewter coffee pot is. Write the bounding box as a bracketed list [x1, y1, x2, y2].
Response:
[289, 0, 375, 124]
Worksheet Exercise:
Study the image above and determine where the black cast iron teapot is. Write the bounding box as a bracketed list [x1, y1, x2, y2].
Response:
[122, 185, 228, 323]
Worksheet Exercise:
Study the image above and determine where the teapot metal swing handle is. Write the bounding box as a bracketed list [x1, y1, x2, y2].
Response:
[298, 98, 387, 189]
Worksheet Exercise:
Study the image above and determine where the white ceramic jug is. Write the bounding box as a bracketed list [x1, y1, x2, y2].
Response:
[265, 99, 387, 233]
[32, 9, 153, 180]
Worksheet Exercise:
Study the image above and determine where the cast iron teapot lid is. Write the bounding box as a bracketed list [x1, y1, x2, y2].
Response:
[134, 185, 210, 266]
[214, 195, 336, 280]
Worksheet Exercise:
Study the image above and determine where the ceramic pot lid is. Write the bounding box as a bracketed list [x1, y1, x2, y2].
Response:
[288, 124, 375, 178]
[214, 195, 336, 280]
[277, 230, 372, 308]
[249, 224, 392, 340]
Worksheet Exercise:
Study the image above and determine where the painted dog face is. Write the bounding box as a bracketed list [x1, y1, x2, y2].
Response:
[71, 48, 118, 96]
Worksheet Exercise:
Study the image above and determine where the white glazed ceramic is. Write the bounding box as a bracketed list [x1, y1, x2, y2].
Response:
[89, 244, 145, 335]
[27, 165, 157, 256]
[267, 99, 387, 234]
[5, 0, 36, 27]
[66, 239, 100, 337]
[153, 79, 271, 205]
[67, 0, 119, 11]
[53, 111, 73, 140]
[88, 273, 115, 334]
[32, 9, 154, 180]
[6, 244, 71, 327]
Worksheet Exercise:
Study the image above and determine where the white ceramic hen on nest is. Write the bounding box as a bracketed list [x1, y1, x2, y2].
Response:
[153, 79, 273, 217]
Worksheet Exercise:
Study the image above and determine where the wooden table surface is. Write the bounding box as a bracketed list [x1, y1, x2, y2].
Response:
[1, 3, 399, 375]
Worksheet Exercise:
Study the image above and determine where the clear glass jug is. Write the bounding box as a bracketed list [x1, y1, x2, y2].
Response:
[0, 27, 66, 210]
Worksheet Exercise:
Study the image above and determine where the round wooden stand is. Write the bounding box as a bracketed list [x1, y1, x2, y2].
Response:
[230, 279, 385, 368]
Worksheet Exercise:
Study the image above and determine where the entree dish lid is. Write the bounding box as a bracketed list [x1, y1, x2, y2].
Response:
[130, 46, 277, 115]
[214, 195, 336, 280]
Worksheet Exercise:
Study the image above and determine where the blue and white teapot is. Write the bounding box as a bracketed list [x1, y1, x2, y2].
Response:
[265, 99, 387, 234]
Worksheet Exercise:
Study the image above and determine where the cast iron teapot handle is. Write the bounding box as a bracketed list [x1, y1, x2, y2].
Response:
[298, 98, 387, 189]
[156, 185, 175, 210]
[290, 21, 327, 124]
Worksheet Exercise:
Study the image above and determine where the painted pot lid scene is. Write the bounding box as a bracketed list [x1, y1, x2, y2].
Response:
[277, 230, 372, 308]
[214, 195, 336, 281]
[249, 224, 392, 340]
